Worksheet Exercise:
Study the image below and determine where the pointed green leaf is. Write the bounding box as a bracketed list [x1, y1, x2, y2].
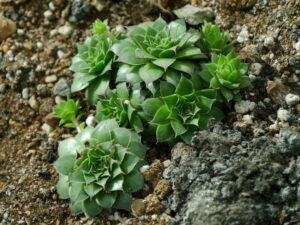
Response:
[151, 105, 170, 125]
[107, 175, 124, 191]
[58, 137, 84, 157]
[69, 169, 85, 183]
[70, 201, 83, 215]
[239, 76, 251, 88]
[175, 47, 205, 59]
[96, 176, 109, 187]
[85, 76, 110, 104]
[83, 198, 102, 217]
[54, 155, 76, 176]
[123, 170, 143, 193]
[171, 120, 187, 137]
[120, 153, 140, 174]
[175, 76, 194, 96]
[164, 68, 181, 86]
[114, 192, 132, 210]
[171, 61, 196, 76]
[116, 83, 129, 99]
[56, 174, 69, 199]
[156, 123, 174, 142]
[139, 63, 164, 84]
[220, 87, 233, 102]
[128, 142, 146, 159]
[84, 183, 102, 197]
[160, 81, 175, 97]
[71, 73, 97, 92]
[69, 183, 89, 202]
[142, 98, 164, 116]
[95, 192, 117, 208]
[152, 58, 176, 71]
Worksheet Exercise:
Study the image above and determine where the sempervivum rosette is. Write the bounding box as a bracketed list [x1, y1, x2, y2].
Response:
[142, 76, 222, 144]
[112, 17, 206, 95]
[96, 83, 147, 133]
[200, 51, 251, 103]
[54, 119, 146, 217]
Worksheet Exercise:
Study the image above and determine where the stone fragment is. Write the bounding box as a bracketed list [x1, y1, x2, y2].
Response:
[277, 128, 300, 153]
[44, 112, 59, 128]
[295, 41, 300, 52]
[45, 75, 57, 83]
[0, 15, 16, 41]
[22, 87, 29, 99]
[285, 94, 300, 106]
[144, 194, 162, 214]
[277, 109, 290, 121]
[237, 27, 249, 43]
[249, 63, 263, 76]
[0, 83, 6, 93]
[41, 123, 53, 135]
[71, 0, 91, 21]
[234, 100, 256, 114]
[173, 4, 214, 26]
[53, 78, 70, 96]
[264, 36, 275, 48]
[58, 23, 73, 37]
[86, 114, 96, 127]
[154, 179, 172, 200]
[266, 80, 289, 105]
[43, 10, 53, 19]
[28, 95, 38, 110]
[131, 199, 146, 217]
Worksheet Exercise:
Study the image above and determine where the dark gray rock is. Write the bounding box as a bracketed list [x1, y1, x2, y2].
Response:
[71, 0, 91, 21]
[163, 122, 300, 225]
[277, 128, 300, 154]
[53, 78, 70, 96]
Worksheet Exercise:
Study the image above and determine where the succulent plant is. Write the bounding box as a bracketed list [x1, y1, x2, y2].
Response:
[142, 75, 222, 144]
[70, 20, 121, 104]
[96, 83, 147, 133]
[112, 17, 206, 95]
[54, 119, 146, 217]
[196, 21, 233, 55]
[200, 51, 251, 103]
[53, 97, 85, 133]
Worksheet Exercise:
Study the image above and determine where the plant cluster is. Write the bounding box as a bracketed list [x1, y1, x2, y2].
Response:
[53, 18, 251, 218]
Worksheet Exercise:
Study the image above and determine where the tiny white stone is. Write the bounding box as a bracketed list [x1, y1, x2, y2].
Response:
[234, 100, 256, 114]
[49, 2, 55, 11]
[17, 29, 25, 35]
[237, 27, 249, 43]
[58, 24, 73, 37]
[22, 87, 29, 99]
[243, 114, 253, 124]
[42, 123, 53, 135]
[37, 42, 43, 50]
[43, 10, 53, 18]
[277, 109, 290, 121]
[86, 115, 96, 127]
[285, 93, 300, 106]
[163, 160, 171, 168]
[45, 75, 57, 83]
[50, 29, 58, 36]
[264, 36, 275, 48]
[151, 214, 158, 220]
[116, 25, 125, 33]
[57, 50, 65, 59]
[250, 63, 263, 75]
[28, 95, 38, 110]
[295, 41, 300, 52]
[139, 165, 149, 173]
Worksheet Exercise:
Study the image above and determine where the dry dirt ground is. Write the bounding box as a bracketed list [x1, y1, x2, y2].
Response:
[0, 0, 299, 224]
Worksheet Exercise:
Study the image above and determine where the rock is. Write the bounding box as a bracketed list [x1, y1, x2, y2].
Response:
[154, 179, 172, 200]
[58, 23, 73, 37]
[71, 0, 91, 21]
[36, 84, 48, 96]
[22, 87, 29, 99]
[53, 78, 70, 96]
[144, 194, 163, 214]
[28, 95, 38, 110]
[295, 41, 300, 52]
[43, 10, 53, 19]
[264, 36, 275, 48]
[0, 83, 6, 93]
[277, 128, 300, 154]
[285, 94, 300, 106]
[242, 114, 253, 124]
[44, 112, 59, 128]
[237, 27, 249, 43]
[131, 199, 146, 217]
[249, 63, 263, 75]
[139, 165, 149, 173]
[0, 15, 16, 41]
[277, 109, 290, 121]
[171, 142, 197, 160]
[45, 75, 57, 83]
[41, 123, 53, 135]
[234, 100, 256, 114]
[85, 114, 96, 127]
[173, 4, 214, 26]
[164, 123, 300, 225]
[266, 80, 289, 105]
[142, 160, 164, 188]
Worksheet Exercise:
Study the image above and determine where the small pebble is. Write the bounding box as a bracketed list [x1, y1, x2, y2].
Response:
[285, 94, 300, 106]
[49, 2, 56, 11]
[86, 115, 96, 127]
[250, 63, 263, 75]
[0, 83, 6, 93]
[57, 50, 65, 59]
[37, 42, 43, 50]
[42, 123, 53, 135]
[234, 100, 256, 114]
[237, 27, 249, 43]
[295, 41, 300, 52]
[140, 165, 149, 173]
[58, 24, 73, 37]
[243, 114, 253, 124]
[277, 109, 290, 121]
[264, 36, 275, 48]
[43, 10, 53, 19]
[28, 95, 38, 110]
[17, 29, 25, 35]
[22, 87, 29, 99]
[45, 75, 58, 83]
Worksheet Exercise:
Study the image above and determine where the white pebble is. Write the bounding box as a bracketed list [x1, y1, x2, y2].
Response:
[234, 100, 256, 114]
[22, 87, 29, 99]
[58, 24, 73, 37]
[151, 214, 158, 220]
[295, 41, 300, 52]
[28, 95, 38, 110]
[243, 114, 253, 124]
[17, 29, 25, 35]
[86, 115, 96, 127]
[45, 75, 57, 83]
[42, 123, 53, 135]
[237, 27, 249, 43]
[139, 165, 149, 173]
[49, 2, 55, 11]
[43, 10, 53, 19]
[57, 50, 65, 59]
[277, 109, 290, 121]
[264, 36, 275, 48]
[285, 94, 300, 106]
[50, 29, 58, 36]
[37, 42, 43, 50]
[250, 63, 263, 75]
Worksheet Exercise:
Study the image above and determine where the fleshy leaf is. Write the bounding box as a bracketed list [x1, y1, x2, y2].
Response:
[95, 192, 117, 208]
[123, 170, 143, 193]
[139, 63, 164, 84]
[83, 198, 102, 217]
[54, 155, 76, 176]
